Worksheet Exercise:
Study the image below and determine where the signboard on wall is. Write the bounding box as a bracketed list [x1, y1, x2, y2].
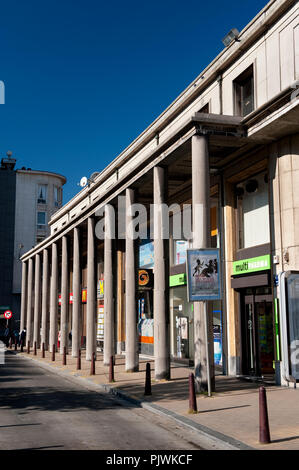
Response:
[169, 273, 187, 287]
[138, 269, 153, 288]
[97, 279, 104, 299]
[232, 254, 271, 275]
[97, 303, 104, 340]
[186, 248, 221, 301]
[82, 288, 87, 304]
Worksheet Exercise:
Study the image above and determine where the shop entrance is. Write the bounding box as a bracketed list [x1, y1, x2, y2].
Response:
[242, 292, 274, 377]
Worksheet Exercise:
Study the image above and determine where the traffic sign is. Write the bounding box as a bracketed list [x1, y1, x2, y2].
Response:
[4, 310, 12, 319]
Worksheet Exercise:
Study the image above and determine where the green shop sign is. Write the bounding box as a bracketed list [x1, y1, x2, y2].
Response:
[232, 254, 271, 275]
[170, 273, 187, 287]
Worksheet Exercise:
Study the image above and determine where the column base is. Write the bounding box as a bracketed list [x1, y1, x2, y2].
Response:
[154, 373, 171, 381]
[125, 366, 139, 373]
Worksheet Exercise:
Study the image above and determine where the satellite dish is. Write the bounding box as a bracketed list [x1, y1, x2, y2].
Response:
[79, 176, 88, 188]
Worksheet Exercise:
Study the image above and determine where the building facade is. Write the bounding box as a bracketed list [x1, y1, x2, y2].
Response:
[20, 0, 299, 389]
[0, 154, 66, 327]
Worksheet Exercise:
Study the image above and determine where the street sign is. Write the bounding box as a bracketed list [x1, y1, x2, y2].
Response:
[4, 310, 12, 319]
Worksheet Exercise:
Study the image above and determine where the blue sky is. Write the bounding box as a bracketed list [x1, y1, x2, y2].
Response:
[0, 0, 267, 204]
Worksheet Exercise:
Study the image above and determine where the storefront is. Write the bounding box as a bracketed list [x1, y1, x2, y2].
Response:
[231, 254, 275, 378]
[138, 240, 154, 355]
[170, 274, 194, 363]
[169, 270, 224, 369]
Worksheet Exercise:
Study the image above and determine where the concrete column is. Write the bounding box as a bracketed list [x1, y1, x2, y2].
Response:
[125, 188, 139, 372]
[104, 206, 114, 366]
[26, 258, 33, 346]
[60, 236, 69, 354]
[192, 133, 214, 392]
[86, 217, 96, 361]
[72, 227, 81, 357]
[49, 243, 58, 352]
[20, 261, 27, 332]
[33, 253, 41, 348]
[41, 249, 49, 349]
[153, 166, 170, 380]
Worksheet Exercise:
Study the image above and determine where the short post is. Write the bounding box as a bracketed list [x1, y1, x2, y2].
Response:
[14, 339, 17, 351]
[62, 346, 67, 366]
[51, 344, 55, 362]
[77, 349, 81, 370]
[42, 342, 45, 358]
[27, 341, 30, 354]
[144, 362, 152, 396]
[188, 373, 198, 414]
[9, 338, 12, 349]
[90, 352, 95, 375]
[259, 386, 271, 444]
[109, 355, 115, 383]
[21, 340, 24, 352]
[34, 341, 37, 356]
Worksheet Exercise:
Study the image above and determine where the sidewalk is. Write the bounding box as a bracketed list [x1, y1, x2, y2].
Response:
[13, 347, 299, 450]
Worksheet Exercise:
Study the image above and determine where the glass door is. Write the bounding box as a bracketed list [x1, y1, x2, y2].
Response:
[242, 293, 274, 376]
[255, 297, 274, 375]
[244, 295, 257, 375]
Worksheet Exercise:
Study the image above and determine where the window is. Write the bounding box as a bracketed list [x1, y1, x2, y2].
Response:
[236, 173, 270, 249]
[37, 184, 47, 204]
[234, 65, 254, 117]
[37, 211, 46, 228]
[54, 186, 62, 207]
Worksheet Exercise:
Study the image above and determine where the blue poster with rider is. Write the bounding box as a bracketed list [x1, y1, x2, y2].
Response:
[186, 248, 221, 301]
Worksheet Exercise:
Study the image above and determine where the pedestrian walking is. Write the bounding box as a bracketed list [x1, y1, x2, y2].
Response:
[19, 328, 26, 347]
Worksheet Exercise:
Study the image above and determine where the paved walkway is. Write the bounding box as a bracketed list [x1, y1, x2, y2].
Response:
[12, 347, 299, 450]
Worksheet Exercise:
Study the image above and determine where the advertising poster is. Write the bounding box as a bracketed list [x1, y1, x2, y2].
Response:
[139, 241, 154, 269]
[186, 248, 221, 301]
[97, 303, 104, 340]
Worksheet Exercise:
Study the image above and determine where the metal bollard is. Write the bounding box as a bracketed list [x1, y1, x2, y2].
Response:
[21, 340, 24, 352]
[34, 341, 37, 355]
[77, 349, 81, 370]
[51, 344, 55, 362]
[109, 355, 115, 382]
[42, 342, 45, 358]
[144, 362, 152, 396]
[90, 352, 95, 375]
[259, 386, 271, 444]
[14, 339, 17, 351]
[27, 341, 30, 354]
[62, 346, 67, 366]
[188, 373, 198, 414]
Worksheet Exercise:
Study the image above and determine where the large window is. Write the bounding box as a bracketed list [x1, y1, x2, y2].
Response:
[236, 173, 270, 249]
[234, 65, 254, 117]
[37, 184, 47, 204]
[54, 186, 62, 207]
[37, 211, 46, 228]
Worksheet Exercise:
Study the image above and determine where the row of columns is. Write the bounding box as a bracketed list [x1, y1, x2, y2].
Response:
[20, 134, 211, 387]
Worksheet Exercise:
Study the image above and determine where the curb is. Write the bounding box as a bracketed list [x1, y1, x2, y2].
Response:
[13, 351, 253, 451]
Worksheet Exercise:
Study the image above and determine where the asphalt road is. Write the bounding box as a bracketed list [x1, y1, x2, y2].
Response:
[0, 351, 203, 451]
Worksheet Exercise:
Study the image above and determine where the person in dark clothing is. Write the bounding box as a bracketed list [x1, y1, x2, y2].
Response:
[19, 328, 26, 347]
[4, 327, 10, 347]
